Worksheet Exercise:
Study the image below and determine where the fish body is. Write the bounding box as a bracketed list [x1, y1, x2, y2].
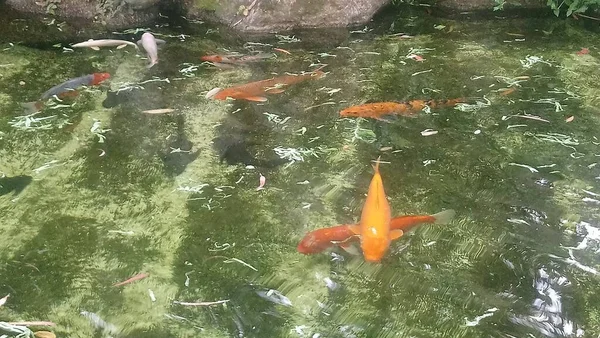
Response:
[72, 39, 138, 50]
[348, 159, 394, 262]
[201, 53, 274, 65]
[112, 272, 148, 287]
[339, 98, 465, 120]
[297, 210, 456, 255]
[40, 73, 110, 100]
[21, 73, 110, 112]
[212, 70, 325, 102]
[297, 225, 357, 254]
[137, 33, 166, 68]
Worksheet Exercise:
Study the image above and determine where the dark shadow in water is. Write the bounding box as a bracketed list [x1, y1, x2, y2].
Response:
[0, 175, 32, 196]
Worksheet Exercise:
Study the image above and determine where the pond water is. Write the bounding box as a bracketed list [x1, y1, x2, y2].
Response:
[1, 4, 600, 338]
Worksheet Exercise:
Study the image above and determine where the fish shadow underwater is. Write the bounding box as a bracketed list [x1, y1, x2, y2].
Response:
[0, 175, 33, 197]
[213, 136, 287, 168]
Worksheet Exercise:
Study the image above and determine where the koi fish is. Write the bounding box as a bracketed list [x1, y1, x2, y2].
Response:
[212, 70, 325, 102]
[201, 53, 274, 65]
[339, 98, 466, 121]
[21, 73, 110, 112]
[137, 32, 166, 68]
[297, 224, 358, 254]
[297, 210, 455, 254]
[112, 272, 148, 287]
[297, 158, 455, 262]
[72, 39, 138, 50]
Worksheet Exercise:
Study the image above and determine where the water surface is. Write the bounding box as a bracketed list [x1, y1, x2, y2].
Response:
[1, 5, 600, 338]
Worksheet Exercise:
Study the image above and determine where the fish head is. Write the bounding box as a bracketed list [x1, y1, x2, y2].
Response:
[360, 233, 388, 263]
[92, 73, 111, 85]
[201, 55, 223, 63]
[297, 233, 318, 254]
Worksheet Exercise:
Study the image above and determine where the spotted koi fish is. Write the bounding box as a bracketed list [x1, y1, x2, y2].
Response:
[339, 98, 466, 121]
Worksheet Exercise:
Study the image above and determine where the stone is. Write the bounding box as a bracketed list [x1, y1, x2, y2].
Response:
[5, 0, 161, 29]
[182, 0, 391, 33]
[436, 0, 545, 11]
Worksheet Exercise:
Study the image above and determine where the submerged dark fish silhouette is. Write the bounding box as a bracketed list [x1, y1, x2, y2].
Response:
[0, 175, 32, 196]
[212, 136, 286, 168]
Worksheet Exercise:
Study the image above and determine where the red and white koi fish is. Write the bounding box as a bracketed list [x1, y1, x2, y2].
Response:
[112, 272, 149, 287]
[21, 72, 111, 112]
[137, 33, 166, 68]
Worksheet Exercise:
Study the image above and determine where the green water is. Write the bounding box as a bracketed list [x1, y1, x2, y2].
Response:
[1, 4, 600, 338]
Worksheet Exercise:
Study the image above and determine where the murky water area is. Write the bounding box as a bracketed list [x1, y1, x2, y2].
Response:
[1, 4, 600, 337]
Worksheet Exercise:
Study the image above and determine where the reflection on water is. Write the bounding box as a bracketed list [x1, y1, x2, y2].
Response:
[0, 4, 600, 338]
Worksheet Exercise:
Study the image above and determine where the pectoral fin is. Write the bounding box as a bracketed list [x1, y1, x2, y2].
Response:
[156, 39, 167, 48]
[91, 46, 100, 51]
[348, 225, 361, 235]
[117, 44, 128, 49]
[389, 229, 404, 240]
[244, 96, 268, 102]
[266, 88, 286, 94]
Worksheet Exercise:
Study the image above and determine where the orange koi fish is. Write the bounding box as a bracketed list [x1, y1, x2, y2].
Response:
[297, 224, 357, 254]
[297, 210, 455, 255]
[212, 70, 325, 102]
[112, 272, 148, 287]
[201, 53, 274, 65]
[347, 158, 395, 262]
[339, 98, 465, 121]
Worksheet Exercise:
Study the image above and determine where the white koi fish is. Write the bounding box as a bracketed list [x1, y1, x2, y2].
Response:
[137, 32, 166, 68]
[72, 39, 139, 50]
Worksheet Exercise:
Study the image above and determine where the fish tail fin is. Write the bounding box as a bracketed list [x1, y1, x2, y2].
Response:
[373, 156, 382, 173]
[431, 209, 456, 224]
[20, 101, 41, 113]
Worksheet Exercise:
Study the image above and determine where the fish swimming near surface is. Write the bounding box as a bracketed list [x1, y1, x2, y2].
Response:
[22, 73, 111, 112]
[339, 98, 466, 121]
[137, 32, 166, 68]
[297, 210, 455, 255]
[211, 70, 325, 102]
[0, 175, 33, 197]
[72, 39, 138, 50]
[297, 158, 455, 262]
[201, 53, 274, 66]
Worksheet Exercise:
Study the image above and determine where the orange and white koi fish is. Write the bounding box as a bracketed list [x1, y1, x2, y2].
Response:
[112, 272, 148, 287]
[339, 98, 465, 121]
[201, 53, 274, 65]
[21, 72, 111, 112]
[212, 70, 325, 102]
[297, 210, 455, 255]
